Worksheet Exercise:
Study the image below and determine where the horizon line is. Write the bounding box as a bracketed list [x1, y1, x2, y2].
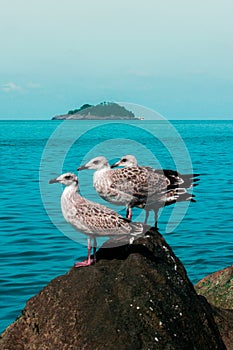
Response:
[0, 117, 233, 121]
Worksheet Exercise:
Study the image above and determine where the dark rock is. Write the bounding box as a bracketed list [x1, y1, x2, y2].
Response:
[211, 307, 233, 350]
[195, 265, 233, 310]
[0, 228, 226, 350]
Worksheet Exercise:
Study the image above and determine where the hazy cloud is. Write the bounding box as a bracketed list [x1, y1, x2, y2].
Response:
[26, 82, 41, 89]
[128, 70, 152, 78]
[1, 82, 24, 93]
[1, 82, 42, 94]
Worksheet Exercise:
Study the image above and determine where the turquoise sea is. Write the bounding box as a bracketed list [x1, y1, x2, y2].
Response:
[0, 119, 233, 333]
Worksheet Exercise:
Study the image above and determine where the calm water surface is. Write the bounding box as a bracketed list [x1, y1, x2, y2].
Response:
[0, 120, 233, 332]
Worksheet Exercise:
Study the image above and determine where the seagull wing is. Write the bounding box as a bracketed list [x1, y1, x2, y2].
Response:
[72, 199, 136, 236]
[111, 166, 168, 198]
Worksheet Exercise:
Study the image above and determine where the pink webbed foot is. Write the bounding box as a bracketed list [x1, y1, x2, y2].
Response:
[74, 258, 95, 268]
[74, 237, 97, 268]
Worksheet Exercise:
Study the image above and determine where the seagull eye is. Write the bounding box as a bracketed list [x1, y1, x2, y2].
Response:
[93, 160, 99, 165]
[65, 175, 72, 180]
[121, 158, 127, 162]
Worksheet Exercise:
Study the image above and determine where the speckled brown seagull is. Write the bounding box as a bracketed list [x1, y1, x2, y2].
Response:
[49, 172, 144, 267]
[110, 154, 200, 225]
[78, 156, 199, 228]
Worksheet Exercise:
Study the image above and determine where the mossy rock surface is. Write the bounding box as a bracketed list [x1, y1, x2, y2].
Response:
[195, 266, 233, 310]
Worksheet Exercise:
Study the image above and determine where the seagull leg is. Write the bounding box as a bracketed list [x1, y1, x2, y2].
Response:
[154, 209, 159, 230]
[74, 238, 95, 268]
[93, 236, 97, 263]
[144, 210, 149, 224]
[126, 206, 132, 220]
[87, 237, 92, 265]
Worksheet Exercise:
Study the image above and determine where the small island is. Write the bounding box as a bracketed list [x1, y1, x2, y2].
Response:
[52, 102, 139, 120]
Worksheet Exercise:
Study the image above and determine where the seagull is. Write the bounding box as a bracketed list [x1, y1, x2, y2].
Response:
[111, 154, 200, 225]
[49, 172, 144, 267]
[78, 156, 199, 228]
[78, 156, 146, 220]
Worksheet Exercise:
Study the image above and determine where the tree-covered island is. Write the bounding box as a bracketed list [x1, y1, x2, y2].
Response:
[52, 102, 139, 120]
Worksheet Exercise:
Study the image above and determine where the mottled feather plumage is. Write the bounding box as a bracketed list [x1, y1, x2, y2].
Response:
[78, 155, 199, 226]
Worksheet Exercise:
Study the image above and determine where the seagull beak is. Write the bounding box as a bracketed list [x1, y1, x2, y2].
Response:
[49, 177, 59, 184]
[110, 161, 120, 168]
[77, 165, 88, 171]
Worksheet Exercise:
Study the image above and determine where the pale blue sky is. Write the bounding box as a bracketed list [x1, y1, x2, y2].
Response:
[0, 0, 233, 119]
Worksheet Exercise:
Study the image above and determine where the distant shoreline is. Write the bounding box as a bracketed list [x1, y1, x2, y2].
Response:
[52, 114, 140, 120]
[1, 119, 233, 122]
